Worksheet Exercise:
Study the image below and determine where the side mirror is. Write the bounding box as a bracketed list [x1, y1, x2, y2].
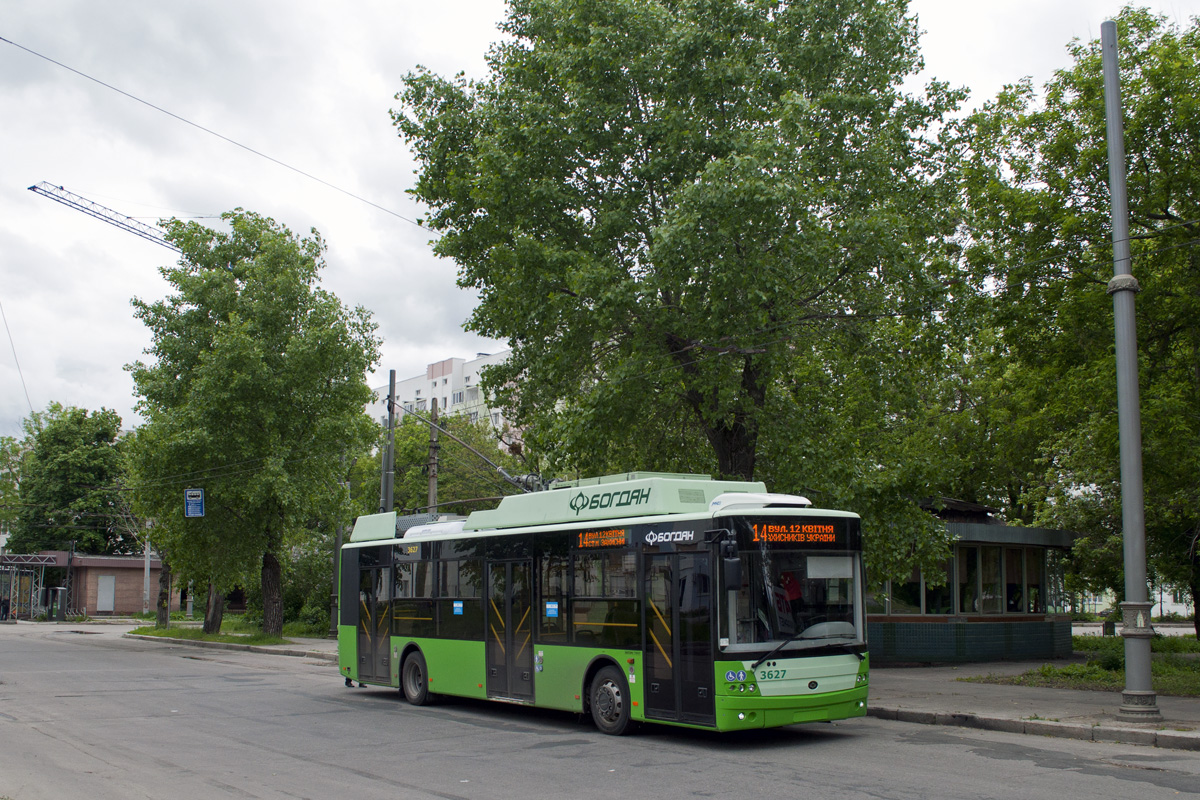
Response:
[723, 557, 743, 590]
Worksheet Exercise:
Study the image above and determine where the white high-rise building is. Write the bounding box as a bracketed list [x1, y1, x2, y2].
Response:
[374, 351, 515, 446]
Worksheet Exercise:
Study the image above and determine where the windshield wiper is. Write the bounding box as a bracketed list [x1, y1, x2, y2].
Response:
[822, 638, 866, 661]
[838, 643, 866, 662]
[751, 632, 859, 670]
[751, 631, 805, 670]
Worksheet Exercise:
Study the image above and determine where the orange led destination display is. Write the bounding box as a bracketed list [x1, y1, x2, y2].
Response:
[576, 528, 629, 549]
[751, 522, 839, 544]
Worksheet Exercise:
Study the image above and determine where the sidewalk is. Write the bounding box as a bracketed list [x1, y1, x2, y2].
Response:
[869, 659, 1200, 751]
[117, 625, 1200, 751]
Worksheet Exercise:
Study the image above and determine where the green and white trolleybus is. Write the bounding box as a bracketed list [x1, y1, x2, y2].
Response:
[337, 473, 868, 734]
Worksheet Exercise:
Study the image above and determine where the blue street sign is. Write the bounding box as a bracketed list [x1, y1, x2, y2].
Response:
[185, 488, 205, 518]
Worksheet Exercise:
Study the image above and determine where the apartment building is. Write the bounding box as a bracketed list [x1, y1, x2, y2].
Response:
[379, 351, 513, 437]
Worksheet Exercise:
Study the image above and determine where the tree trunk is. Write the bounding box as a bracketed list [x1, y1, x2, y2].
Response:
[707, 416, 758, 480]
[203, 581, 224, 634]
[261, 549, 284, 637]
[672, 348, 764, 481]
[155, 559, 172, 629]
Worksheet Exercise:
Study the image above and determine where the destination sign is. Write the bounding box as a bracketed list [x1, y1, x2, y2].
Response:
[741, 517, 861, 549]
[751, 523, 838, 544]
[576, 528, 629, 549]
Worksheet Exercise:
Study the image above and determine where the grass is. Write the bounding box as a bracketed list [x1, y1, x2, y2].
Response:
[129, 613, 328, 645]
[1074, 634, 1200, 656]
[963, 634, 1200, 696]
[130, 625, 290, 646]
[129, 610, 199, 623]
[221, 614, 329, 638]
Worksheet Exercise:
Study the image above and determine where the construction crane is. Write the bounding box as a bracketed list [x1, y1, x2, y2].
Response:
[27, 181, 181, 253]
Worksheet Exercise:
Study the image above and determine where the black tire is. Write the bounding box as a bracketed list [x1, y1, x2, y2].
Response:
[401, 651, 434, 706]
[589, 665, 633, 735]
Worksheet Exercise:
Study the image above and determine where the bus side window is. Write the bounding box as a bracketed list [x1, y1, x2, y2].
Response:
[572, 551, 638, 647]
[538, 555, 569, 643]
[393, 562, 435, 638]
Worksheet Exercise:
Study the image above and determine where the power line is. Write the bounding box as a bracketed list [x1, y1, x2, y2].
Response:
[0, 34, 431, 232]
[0, 294, 35, 417]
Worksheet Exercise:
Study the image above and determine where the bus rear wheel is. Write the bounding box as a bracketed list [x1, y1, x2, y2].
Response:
[589, 666, 633, 735]
[401, 651, 434, 706]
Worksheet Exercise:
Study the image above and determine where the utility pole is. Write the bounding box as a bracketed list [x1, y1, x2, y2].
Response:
[142, 537, 151, 615]
[1102, 18, 1160, 721]
[428, 398, 439, 513]
[329, 465, 351, 639]
[379, 370, 396, 513]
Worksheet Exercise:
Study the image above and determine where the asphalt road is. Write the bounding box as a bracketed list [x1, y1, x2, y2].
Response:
[1, 624, 1198, 799]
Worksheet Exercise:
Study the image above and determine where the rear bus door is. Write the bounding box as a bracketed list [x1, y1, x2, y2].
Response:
[486, 560, 535, 701]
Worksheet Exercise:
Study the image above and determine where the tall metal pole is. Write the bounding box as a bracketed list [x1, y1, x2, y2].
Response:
[1102, 19, 1160, 721]
[330, 473, 349, 639]
[142, 537, 151, 616]
[428, 397, 439, 513]
[379, 370, 396, 513]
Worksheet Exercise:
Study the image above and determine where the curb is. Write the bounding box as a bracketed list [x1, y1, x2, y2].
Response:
[124, 633, 337, 663]
[867, 706, 1200, 751]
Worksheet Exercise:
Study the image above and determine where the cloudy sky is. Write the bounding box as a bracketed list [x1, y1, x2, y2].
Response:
[2, 0, 1198, 438]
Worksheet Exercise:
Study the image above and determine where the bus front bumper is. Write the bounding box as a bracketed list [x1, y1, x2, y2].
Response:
[714, 685, 869, 731]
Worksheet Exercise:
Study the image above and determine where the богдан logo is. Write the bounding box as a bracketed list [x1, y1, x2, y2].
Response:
[569, 487, 652, 515]
[643, 530, 696, 545]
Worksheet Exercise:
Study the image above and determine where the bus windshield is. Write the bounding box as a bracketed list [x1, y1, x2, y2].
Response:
[722, 548, 863, 654]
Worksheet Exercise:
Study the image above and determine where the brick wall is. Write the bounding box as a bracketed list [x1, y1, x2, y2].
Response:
[73, 565, 181, 616]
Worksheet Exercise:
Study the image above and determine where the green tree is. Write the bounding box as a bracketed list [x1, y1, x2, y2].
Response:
[6, 404, 131, 555]
[958, 7, 1200, 635]
[394, 0, 966, 584]
[0, 433, 24, 542]
[126, 210, 380, 636]
[914, 326, 1059, 525]
[390, 413, 526, 516]
[343, 442, 385, 518]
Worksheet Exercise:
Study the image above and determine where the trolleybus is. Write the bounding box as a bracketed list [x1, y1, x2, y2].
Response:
[337, 472, 868, 734]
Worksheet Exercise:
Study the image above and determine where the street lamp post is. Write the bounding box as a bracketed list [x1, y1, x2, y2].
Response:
[1102, 18, 1160, 721]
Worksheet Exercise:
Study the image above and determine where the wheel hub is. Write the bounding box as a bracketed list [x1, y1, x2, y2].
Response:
[597, 680, 622, 721]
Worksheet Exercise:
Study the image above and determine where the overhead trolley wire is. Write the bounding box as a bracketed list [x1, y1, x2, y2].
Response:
[0, 34, 430, 232]
[0, 294, 35, 417]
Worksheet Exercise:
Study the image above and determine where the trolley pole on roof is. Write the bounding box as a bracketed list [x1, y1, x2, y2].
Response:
[1102, 19, 1160, 721]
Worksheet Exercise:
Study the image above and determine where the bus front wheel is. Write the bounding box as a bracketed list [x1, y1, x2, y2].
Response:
[401, 651, 434, 706]
[589, 665, 633, 735]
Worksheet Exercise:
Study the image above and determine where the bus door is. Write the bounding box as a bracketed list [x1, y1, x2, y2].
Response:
[486, 560, 534, 701]
[644, 552, 715, 725]
[356, 555, 392, 684]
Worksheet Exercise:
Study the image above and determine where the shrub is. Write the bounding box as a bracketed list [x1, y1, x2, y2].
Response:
[1090, 651, 1123, 671]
